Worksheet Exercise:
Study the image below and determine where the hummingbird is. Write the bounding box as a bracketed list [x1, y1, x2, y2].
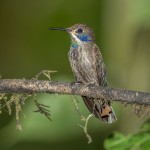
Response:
[49, 24, 117, 123]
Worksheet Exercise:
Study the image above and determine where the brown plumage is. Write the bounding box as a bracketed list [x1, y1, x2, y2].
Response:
[49, 23, 117, 123]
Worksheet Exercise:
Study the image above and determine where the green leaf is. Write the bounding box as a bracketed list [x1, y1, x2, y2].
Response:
[104, 119, 150, 150]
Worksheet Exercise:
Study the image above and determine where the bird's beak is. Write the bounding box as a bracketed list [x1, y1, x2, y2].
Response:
[48, 27, 68, 32]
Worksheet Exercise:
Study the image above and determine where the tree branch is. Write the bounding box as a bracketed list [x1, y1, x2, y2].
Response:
[0, 79, 150, 105]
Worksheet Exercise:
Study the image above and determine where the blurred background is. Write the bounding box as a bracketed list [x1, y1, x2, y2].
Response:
[0, 0, 150, 150]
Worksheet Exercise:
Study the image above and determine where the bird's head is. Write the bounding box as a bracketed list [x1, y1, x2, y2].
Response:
[67, 24, 95, 43]
[49, 23, 95, 45]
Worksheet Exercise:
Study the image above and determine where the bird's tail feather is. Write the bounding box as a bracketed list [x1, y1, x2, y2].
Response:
[82, 96, 117, 123]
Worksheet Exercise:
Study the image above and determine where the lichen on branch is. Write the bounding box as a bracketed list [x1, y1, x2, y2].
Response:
[0, 79, 150, 106]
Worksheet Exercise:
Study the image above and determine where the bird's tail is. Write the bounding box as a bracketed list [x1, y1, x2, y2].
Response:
[82, 96, 117, 123]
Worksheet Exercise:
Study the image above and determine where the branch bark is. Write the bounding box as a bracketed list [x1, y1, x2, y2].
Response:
[0, 79, 150, 105]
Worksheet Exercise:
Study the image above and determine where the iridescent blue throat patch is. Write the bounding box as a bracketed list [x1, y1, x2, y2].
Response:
[71, 43, 79, 48]
[77, 35, 90, 42]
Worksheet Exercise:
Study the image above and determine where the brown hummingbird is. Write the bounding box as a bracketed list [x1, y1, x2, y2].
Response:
[49, 24, 117, 123]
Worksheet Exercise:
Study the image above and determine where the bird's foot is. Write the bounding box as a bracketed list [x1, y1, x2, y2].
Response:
[70, 81, 82, 86]
[87, 82, 97, 88]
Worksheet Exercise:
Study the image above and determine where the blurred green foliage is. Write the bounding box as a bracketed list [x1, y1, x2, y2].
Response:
[104, 119, 150, 150]
[0, 0, 150, 150]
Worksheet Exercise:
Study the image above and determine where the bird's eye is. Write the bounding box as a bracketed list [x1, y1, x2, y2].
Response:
[77, 28, 83, 33]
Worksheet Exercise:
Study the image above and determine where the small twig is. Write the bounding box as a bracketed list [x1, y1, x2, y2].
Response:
[34, 70, 57, 80]
[78, 114, 94, 144]
[71, 96, 86, 121]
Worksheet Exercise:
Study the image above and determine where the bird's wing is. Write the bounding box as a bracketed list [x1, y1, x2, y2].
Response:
[93, 44, 108, 87]
[81, 44, 116, 123]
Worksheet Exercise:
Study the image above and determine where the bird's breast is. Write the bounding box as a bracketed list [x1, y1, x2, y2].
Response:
[69, 45, 99, 84]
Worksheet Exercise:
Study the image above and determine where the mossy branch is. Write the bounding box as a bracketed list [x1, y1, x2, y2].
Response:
[0, 79, 150, 106]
